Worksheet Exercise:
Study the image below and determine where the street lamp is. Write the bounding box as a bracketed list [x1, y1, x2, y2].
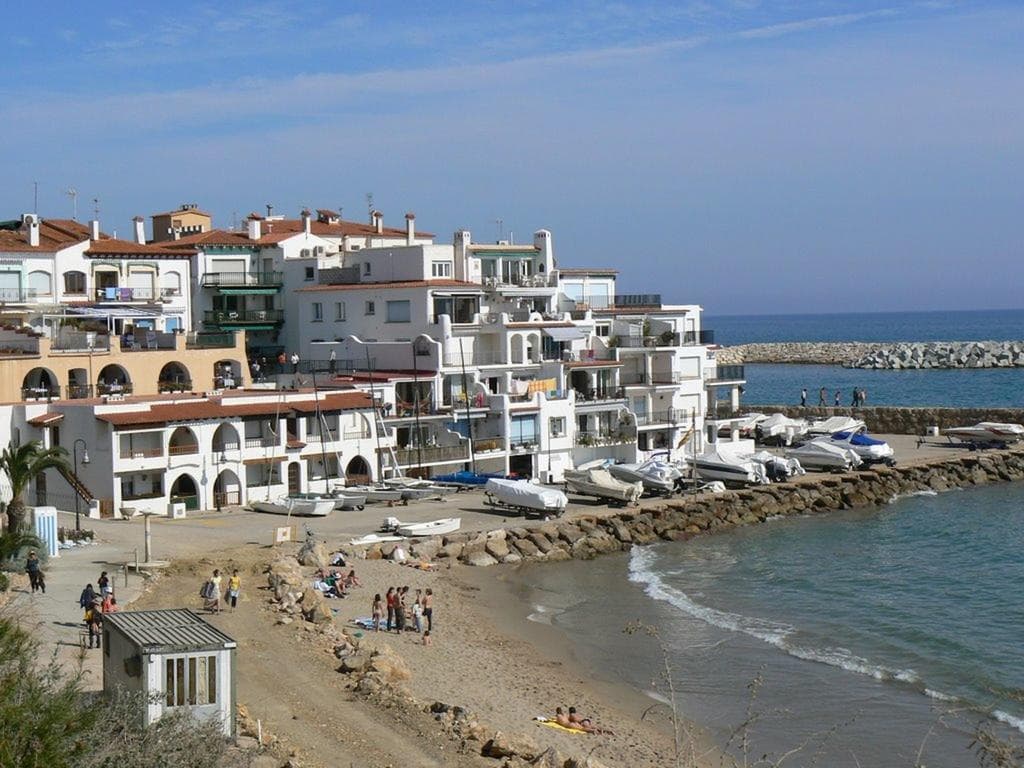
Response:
[73, 438, 89, 532]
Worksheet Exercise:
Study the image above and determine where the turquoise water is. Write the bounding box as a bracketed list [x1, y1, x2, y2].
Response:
[509, 483, 1024, 766]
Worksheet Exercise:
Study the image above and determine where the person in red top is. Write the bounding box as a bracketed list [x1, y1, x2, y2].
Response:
[385, 587, 396, 632]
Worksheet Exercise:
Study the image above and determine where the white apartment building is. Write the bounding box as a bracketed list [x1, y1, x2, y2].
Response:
[288, 229, 744, 482]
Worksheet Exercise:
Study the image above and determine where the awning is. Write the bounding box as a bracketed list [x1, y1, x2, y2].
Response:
[28, 412, 65, 427]
[542, 326, 586, 342]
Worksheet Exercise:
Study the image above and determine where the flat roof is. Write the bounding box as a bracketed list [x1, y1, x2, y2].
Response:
[105, 609, 236, 653]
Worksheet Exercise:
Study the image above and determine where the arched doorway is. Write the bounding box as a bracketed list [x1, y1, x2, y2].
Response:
[214, 359, 242, 389]
[287, 462, 301, 495]
[22, 367, 59, 400]
[158, 362, 191, 393]
[212, 423, 240, 452]
[168, 426, 199, 456]
[97, 364, 131, 395]
[345, 455, 371, 485]
[214, 469, 241, 508]
[170, 474, 199, 511]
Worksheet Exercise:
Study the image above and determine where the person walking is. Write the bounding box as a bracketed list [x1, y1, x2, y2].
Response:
[800, 388, 807, 407]
[818, 387, 827, 406]
[412, 589, 424, 633]
[79, 583, 96, 610]
[290, 352, 300, 373]
[423, 588, 434, 632]
[851, 389, 859, 407]
[834, 390, 841, 407]
[385, 587, 396, 632]
[97, 570, 111, 598]
[226, 570, 241, 611]
[85, 598, 103, 649]
[25, 550, 43, 594]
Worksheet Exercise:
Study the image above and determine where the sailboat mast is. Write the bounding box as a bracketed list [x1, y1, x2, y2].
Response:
[311, 367, 331, 493]
[366, 346, 384, 480]
[459, 338, 476, 474]
[411, 342, 423, 474]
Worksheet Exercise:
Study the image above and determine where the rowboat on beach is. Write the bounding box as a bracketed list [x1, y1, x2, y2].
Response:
[251, 496, 336, 517]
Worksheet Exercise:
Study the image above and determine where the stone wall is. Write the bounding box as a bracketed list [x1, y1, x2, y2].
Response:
[715, 340, 1024, 369]
[432, 449, 1024, 567]
[750, 405, 1024, 435]
[715, 342, 877, 365]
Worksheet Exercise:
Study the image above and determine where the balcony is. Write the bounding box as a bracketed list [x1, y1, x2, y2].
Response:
[185, 332, 236, 350]
[22, 385, 60, 401]
[158, 379, 193, 393]
[97, 382, 133, 396]
[616, 333, 680, 348]
[119, 446, 164, 460]
[574, 430, 635, 447]
[96, 287, 155, 302]
[473, 438, 504, 453]
[635, 410, 679, 427]
[613, 294, 661, 308]
[203, 310, 284, 327]
[68, 384, 94, 399]
[0, 339, 40, 357]
[168, 443, 199, 456]
[573, 388, 626, 403]
[120, 332, 176, 351]
[706, 364, 745, 383]
[52, 333, 110, 352]
[394, 444, 469, 465]
[295, 358, 369, 376]
[201, 272, 284, 289]
[244, 436, 279, 449]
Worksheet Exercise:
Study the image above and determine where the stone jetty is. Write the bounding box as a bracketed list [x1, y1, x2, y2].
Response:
[346, 448, 1024, 569]
[715, 340, 1024, 369]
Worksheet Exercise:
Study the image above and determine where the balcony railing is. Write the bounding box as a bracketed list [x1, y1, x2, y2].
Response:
[97, 382, 133, 396]
[96, 287, 154, 301]
[52, 333, 110, 352]
[442, 350, 508, 366]
[168, 444, 200, 456]
[122, 490, 164, 501]
[244, 436, 279, 449]
[121, 333, 176, 351]
[185, 332, 236, 349]
[201, 271, 284, 288]
[158, 379, 192, 393]
[473, 438, 504, 453]
[394, 444, 470, 465]
[683, 330, 715, 345]
[574, 430, 635, 447]
[0, 339, 40, 356]
[706, 364, 745, 382]
[119, 447, 164, 459]
[295, 359, 369, 375]
[203, 310, 284, 326]
[22, 385, 61, 401]
[573, 388, 626, 402]
[613, 294, 661, 307]
[634, 410, 679, 427]
[68, 384, 94, 399]
[431, 312, 479, 325]
[213, 376, 240, 390]
[616, 333, 680, 348]
[212, 442, 240, 453]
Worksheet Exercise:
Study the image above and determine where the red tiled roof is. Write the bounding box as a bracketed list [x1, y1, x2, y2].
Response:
[96, 391, 373, 428]
[85, 237, 196, 257]
[0, 219, 108, 253]
[297, 280, 480, 293]
[156, 229, 262, 249]
[28, 412, 65, 426]
[264, 217, 434, 240]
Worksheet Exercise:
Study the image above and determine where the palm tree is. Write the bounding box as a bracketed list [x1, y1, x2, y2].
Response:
[0, 529, 41, 564]
[0, 438, 70, 533]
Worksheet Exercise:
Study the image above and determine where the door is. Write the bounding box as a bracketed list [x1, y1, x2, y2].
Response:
[287, 462, 301, 495]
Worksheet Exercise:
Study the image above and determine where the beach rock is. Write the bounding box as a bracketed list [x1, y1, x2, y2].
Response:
[485, 537, 511, 560]
[338, 653, 368, 674]
[410, 538, 441, 561]
[501, 552, 523, 565]
[565, 758, 611, 768]
[300, 590, 333, 624]
[556, 525, 586, 546]
[297, 539, 329, 569]
[366, 646, 411, 683]
[527, 533, 554, 554]
[364, 545, 384, 560]
[531, 747, 567, 768]
[510, 537, 539, 558]
[463, 550, 499, 567]
[438, 541, 464, 559]
[482, 731, 540, 761]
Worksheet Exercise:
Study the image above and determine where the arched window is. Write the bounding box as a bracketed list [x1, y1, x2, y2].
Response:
[63, 271, 86, 295]
[27, 271, 52, 297]
[160, 271, 182, 297]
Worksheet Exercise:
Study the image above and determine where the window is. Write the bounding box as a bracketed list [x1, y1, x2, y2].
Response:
[27, 270, 52, 297]
[63, 271, 86, 295]
[595, 323, 611, 337]
[365, 301, 375, 316]
[304, 267, 315, 282]
[562, 282, 584, 304]
[431, 261, 452, 278]
[363, 262, 371, 276]
[164, 655, 217, 707]
[549, 417, 566, 437]
[312, 302, 323, 322]
[334, 301, 345, 321]
[510, 415, 538, 447]
[385, 300, 411, 323]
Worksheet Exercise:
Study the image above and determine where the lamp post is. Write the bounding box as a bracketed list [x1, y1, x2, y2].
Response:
[73, 438, 89, 532]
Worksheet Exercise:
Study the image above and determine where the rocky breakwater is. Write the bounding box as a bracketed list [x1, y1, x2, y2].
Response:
[849, 340, 1024, 369]
[386, 450, 1024, 569]
[716, 342, 878, 365]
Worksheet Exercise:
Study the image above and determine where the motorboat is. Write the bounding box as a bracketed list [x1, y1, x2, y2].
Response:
[807, 416, 866, 435]
[382, 477, 455, 501]
[350, 533, 405, 546]
[290, 491, 367, 511]
[606, 459, 683, 496]
[819, 430, 895, 465]
[944, 422, 1024, 445]
[755, 414, 809, 446]
[564, 468, 643, 505]
[432, 470, 510, 487]
[723, 413, 767, 438]
[748, 451, 806, 481]
[393, 517, 462, 537]
[692, 448, 770, 485]
[785, 441, 862, 472]
[250, 496, 336, 517]
[484, 478, 568, 516]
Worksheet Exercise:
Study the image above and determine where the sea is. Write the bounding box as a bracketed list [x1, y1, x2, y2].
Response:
[506, 310, 1024, 766]
[707, 308, 1024, 408]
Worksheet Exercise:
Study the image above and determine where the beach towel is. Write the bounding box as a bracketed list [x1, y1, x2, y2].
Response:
[352, 617, 378, 630]
[533, 717, 586, 734]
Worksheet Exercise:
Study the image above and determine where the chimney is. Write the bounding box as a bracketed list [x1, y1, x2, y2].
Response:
[301, 209, 312, 236]
[90, 219, 100, 241]
[405, 212, 415, 245]
[23, 214, 40, 247]
[371, 210, 383, 235]
[132, 216, 146, 244]
[247, 217, 262, 240]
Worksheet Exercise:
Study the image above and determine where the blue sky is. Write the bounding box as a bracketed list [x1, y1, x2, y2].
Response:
[2, 1, 1021, 313]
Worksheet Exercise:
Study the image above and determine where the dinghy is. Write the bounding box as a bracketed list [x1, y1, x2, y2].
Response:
[251, 496, 335, 517]
[394, 517, 462, 537]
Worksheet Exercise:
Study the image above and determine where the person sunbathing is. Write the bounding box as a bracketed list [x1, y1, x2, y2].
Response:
[554, 707, 573, 728]
[344, 569, 362, 588]
[568, 706, 613, 734]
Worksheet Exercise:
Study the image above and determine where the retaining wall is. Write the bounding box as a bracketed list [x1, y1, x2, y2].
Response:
[748, 405, 1024, 435]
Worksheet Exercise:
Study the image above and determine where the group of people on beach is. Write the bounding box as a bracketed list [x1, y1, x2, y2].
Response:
[199, 568, 242, 614]
[801, 387, 868, 407]
[313, 567, 361, 599]
[373, 586, 434, 643]
[78, 571, 119, 649]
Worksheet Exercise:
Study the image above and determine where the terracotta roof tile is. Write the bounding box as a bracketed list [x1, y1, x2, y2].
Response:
[85, 237, 196, 257]
[28, 412, 65, 426]
[0, 218, 107, 253]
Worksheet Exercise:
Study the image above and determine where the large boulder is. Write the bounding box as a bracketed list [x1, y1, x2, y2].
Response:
[437, 541, 464, 559]
[463, 550, 499, 567]
[366, 646, 411, 683]
[484, 537, 510, 560]
[300, 589, 333, 624]
[532, 747, 568, 768]
[410, 537, 442, 561]
[297, 539, 329, 569]
[481, 731, 540, 761]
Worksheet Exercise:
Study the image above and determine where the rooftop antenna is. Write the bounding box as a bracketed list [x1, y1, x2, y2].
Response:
[232, 211, 238, 230]
[338, 206, 343, 220]
[92, 197, 101, 219]
[495, 219, 504, 243]
[66, 188, 78, 220]
[33, 181, 38, 214]
[265, 203, 273, 218]
[365, 193, 374, 216]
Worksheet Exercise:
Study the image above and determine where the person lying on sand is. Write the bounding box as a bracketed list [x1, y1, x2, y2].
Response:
[568, 706, 614, 735]
[554, 707, 573, 728]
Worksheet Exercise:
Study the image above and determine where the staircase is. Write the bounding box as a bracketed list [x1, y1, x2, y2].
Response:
[57, 465, 94, 504]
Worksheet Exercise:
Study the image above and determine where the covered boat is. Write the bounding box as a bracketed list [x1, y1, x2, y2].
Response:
[432, 470, 510, 487]
[755, 414, 809, 445]
[484, 478, 568, 516]
[819, 430, 895, 465]
[807, 416, 866, 435]
[748, 451, 806, 481]
[785, 441, 862, 471]
[382, 477, 454, 501]
[251, 496, 335, 517]
[692, 449, 770, 485]
[606, 459, 682, 496]
[564, 468, 643, 505]
[290, 491, 366, 511]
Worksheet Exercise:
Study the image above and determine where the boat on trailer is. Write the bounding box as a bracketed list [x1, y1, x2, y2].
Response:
[564, 468, 643, 505]
[692, 448, 771, 486]
[484, 478, 568, 517]
[944, 422, 1024, 445]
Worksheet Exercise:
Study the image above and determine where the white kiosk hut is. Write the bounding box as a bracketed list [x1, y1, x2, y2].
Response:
[103, 609, 237, 736]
